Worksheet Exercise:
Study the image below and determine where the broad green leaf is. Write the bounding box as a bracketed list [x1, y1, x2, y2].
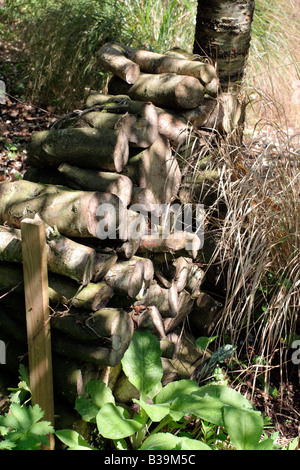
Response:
[155, 379, 200, 405]
[255, 438, 276, 450]
[223, 406, 264, 450]
[196, 384, 255, 411]
[75, 396, 100, 423]
[171, 394, 225, 426]
[86, 380, 115, 408]
[133, 399, 170, 422]
[195, 336, 217, 350]
[75, 380, 115, 422]
[121, 330, 163, 400]
[55, 429, 92, 450]
[0, 403, 53, 435]
[114, 439, 128, 450]
[154, 379, 201, 421]
[140, 432, 211, 450]
[96, 403, 143, 440]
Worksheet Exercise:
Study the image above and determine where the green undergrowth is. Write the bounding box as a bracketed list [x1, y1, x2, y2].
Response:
[1, 332, 299, 451]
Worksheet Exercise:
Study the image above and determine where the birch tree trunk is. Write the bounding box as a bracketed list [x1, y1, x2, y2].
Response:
[193, 0, 255, 92]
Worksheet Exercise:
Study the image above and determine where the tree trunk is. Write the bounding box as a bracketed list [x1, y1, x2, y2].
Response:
[193, 0, 255, 92]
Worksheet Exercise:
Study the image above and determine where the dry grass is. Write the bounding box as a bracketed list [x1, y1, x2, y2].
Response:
[245, 0, 300, 129]
[194, 123, 300, 368]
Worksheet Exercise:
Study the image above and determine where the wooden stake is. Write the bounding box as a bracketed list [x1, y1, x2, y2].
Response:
[21, 218, 55, 450]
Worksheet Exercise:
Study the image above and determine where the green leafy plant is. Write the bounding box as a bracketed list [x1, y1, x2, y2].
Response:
[0, 403, 54, 450]
[0, 365, 54, 450]
[56, 330, 287, 451]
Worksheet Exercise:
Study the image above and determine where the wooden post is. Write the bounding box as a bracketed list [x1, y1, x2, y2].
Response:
[21, 217, 55, 450]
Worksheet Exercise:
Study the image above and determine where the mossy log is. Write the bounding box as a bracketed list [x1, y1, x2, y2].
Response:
[97, 43, 219, 96]
[0, 180, 121, 238]
[108, 73, 205, 110]
[58, 164, 133, 207]
[23, 167, 67, 186]
[164, 290, 195, 334]
[0, 225, 96, 285]
[0, 324, 102, 404]
[27, 127, 129, 173]
[55, 110, 158, 149]
[0, 263, 113, 311]
[182, 97, 224, 129]
[0, 297, 133, 368]
[85, 93, 156, 117]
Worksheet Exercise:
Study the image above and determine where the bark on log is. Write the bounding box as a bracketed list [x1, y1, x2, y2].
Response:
[58, 163, 133, 207]
[0, 263, 113, 311]
[0, 325, 102, 404]
[137, 230, 201, 259]
[164, 290, 195, 333]
[48, 276, 114, 312]
[52, 354, 102, 404]
[55, 110, 158, 149]
[23, 167, 67, 186]
[174, 256, 193, 292]
[92, 252, 118, 282]
[97, 42, 140, 84]
[182, 97, 224, 129]
[131, 305, 166, 339]
[121, 150, 146, 185]
[27, 127, 129, 173]
[85, 93, 157, 117]
[173, 257, 205, 297]
[125, 47, 219, 96]
[104, 257, 154, 298]
[0, 180, 121, 238]
[138, 134, 182, 205]
[52, 330, 130, 367]
[51, 308, 134, 345]
[156, 107, 191, 145]
[45, 223, 96, 285]
[185, 264, 205, 298]
[193, 0, 255, 92]
[134, 282, 178, 318]
[108, 73, 205, 110]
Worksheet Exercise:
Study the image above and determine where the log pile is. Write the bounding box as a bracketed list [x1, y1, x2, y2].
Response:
[0, 43, 225, 404]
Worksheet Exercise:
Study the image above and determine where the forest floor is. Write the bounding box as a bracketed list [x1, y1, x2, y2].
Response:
[0, 39, 299, 448]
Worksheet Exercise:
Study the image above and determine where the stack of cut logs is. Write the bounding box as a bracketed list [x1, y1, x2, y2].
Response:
[0, 43, 225, 404]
